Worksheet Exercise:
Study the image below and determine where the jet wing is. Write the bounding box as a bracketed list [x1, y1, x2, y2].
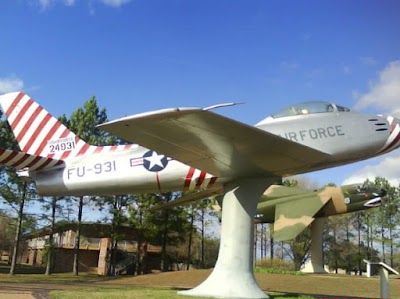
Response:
[150, 186, 223, 210]
[261, 185, 311, 201]
[273, 190, 332, 241]
[99, 107, 330, 178]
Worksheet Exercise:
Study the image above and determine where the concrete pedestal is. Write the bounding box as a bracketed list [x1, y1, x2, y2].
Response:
[179, 178, 275, 299]
[301, 218, 327, 273]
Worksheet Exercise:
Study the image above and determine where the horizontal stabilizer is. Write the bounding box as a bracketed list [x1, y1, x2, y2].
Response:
[150, 187, 223, 210]
[261, 185, 311, 201]
[0, 148, 64, 171]
[273, 192, 331, 241]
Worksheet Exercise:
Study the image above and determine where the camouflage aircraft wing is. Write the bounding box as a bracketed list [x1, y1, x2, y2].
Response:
[150, 186, 223, 210]
[99, 107, 330, 178]
[273, 187, 332, 241]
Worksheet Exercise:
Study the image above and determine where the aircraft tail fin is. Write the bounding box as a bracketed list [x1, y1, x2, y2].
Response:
[0, 92, 95, 160]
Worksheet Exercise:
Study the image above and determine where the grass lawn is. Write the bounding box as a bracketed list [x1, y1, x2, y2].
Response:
[0, 263, 398, 299]
[0, 261, 45, 274]
[0, 272, 108, 284]
[49, 286, 314, 299]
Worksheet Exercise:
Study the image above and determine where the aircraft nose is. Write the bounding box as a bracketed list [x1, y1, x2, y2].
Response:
[380, 115, 400, 153]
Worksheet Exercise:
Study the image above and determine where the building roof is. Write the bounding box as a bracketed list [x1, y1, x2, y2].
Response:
[24, 221, 139, 240]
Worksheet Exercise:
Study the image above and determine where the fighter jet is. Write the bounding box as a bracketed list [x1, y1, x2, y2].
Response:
[256, 183, 385, 241]
[0, 95, 397, 198]
[0, 92, 398, 299]
[161, 182, 385, 241]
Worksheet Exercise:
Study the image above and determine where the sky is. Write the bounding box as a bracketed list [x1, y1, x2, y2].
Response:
[1, 0, 400, 190]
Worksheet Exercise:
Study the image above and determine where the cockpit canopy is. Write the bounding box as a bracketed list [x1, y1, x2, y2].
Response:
[271, 101, 351, 119]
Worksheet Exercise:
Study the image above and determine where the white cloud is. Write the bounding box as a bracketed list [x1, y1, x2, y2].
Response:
[64, 0, 76, 6]
[37, 0, 75, 10]
[280, 61, 300, 70]
[360, 56, 377, 65]
[344, 60, 400, 187]
[0, 76, 24, 94]
[343, 66, 351, 75]
[342, 154, 400, 186]
[89, 2, 96, 15]
[35, 0, 129, 11]
[354, 60, 400, 116]
[99, 0, 131, 7]
[37, 0, 53, 10]
[360, 56, 377, 66]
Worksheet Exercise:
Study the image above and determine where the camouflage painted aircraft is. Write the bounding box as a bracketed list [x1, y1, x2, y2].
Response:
[0, 92, 399, 299]
[158, 182, 385, 241]
[256, 183, 385, 241]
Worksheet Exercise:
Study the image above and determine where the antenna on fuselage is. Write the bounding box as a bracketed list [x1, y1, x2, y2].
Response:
[203, 102, 245, 111]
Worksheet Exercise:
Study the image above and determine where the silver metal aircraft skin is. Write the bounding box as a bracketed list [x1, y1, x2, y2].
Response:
[0, 93, 399, 198]
[1, 92, 400, 299]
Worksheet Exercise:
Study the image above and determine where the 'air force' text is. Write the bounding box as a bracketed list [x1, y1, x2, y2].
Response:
[278, 125, 345, 142]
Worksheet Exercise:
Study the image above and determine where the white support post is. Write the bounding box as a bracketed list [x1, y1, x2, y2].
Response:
[179, 178, 276, 299]
[380, 267, 389, 299]
[366, 262, 372, 277]
[363, 260, 399, 299]
[301, 217, 327, 273]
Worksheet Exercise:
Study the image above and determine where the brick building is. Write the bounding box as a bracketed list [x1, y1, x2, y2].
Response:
[22, 222, 161, 275]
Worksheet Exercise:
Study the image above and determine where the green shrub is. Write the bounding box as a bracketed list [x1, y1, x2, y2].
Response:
[255, 258, 302, 275]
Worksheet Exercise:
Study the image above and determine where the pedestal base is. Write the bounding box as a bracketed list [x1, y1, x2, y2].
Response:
[179, 178, 276, 299]
[178, 268, 267, 298]
[301, 218, 327, 274]
[301, 260, 327, 273]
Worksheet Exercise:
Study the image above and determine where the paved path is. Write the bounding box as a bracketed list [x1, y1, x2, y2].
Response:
[0, 283, 51, 299]
[0, 289, 33, 299]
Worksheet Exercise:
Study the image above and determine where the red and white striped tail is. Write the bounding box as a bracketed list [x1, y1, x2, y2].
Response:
[0, 92, 95, 160]
[0, 148, 64, 171]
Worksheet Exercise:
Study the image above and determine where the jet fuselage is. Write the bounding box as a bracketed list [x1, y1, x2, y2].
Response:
[20, 101, 400, 196]
[11, 102, 400, 196]
[256, 184, 384, 224]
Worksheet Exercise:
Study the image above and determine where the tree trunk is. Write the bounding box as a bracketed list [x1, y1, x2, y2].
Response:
[388, 214, 394, 267]
[109, 240, 118, 276]
[253, 223, 257, 266]
[259, 224, 262, 259]
[9, 185, 26, 275]
[269, 224, 274, 260]
[135, 211, 143, 275]
[107, 196, 119, 276]
[389, 225, 393, 267]
[45, 197, 57, 275]
[357, 213, 362, 275]
[186, 208, 195, 270]
[366, 214, 371, 260]
[73, 196, 83, 275]
[381, 227, 385, 263]
[161, 210, 169, 272]
[200, 206, 205, 268]
[334, 230, 338, 274]
[370, 226, 374, 253]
